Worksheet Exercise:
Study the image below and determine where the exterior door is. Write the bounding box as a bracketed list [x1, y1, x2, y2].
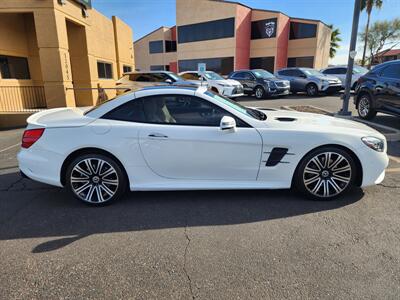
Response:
[377, 63, 400, 111]
[138, 94, 262, 180]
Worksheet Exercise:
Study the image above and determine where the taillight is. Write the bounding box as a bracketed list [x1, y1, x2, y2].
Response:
[21, 128, 45, 149]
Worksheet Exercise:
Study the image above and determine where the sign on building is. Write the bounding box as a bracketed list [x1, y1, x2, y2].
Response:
[198, 63, 206, 75]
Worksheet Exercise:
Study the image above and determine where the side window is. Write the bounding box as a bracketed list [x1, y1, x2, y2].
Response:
[149, 73, 168, 82]
[142, 95, 249, 127]
[337, 68, 347, 74]
[244, 72, 254, 80]
[278, 70, 291, 76]
[181, 73, 199, 80]
[380, 64, 400, 78]
[102, 99, 146, 123]
[134, 74, 152, 82]
[292, 70, 305, 77]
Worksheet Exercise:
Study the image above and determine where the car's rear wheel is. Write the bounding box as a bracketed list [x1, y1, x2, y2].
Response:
[306, 83, 318, 97]
[357, 94, 377, 120]
[254, 86, 265, 99]
[294, 147, 356, 200]
[66, 154, 127, 206]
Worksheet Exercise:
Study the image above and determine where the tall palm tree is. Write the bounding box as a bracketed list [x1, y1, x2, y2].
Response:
[328, 25, 342, 58]
[360, 0, 383, 66]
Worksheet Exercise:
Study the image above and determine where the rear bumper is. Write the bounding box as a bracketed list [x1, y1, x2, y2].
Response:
[17, 148, 63, 187]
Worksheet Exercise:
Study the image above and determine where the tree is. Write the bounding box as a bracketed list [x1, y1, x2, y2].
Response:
[360, 0, 383, 66]
[359, 18, 400, 68]
[328, 25, 342, 58]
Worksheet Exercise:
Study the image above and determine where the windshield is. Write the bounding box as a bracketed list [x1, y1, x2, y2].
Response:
[167, 72, 184, 81]
[205, 91, 267, 121]
[252, 69, 275, 79]
[302, 68, 322, 76]
[203, 72, 225, 81]
[353, 65, 368, 74]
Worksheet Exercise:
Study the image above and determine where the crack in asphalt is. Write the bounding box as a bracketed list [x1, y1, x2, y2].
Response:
[0, 177, 57, 192]
[378, 183, 400, 189]
[183, 226, 195, 300]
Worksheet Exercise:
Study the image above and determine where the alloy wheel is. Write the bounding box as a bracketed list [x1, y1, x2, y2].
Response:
[70, 158, 119, 203]
[255, 87, 264, 99]
[358, 97, 370, 118]
[303, 152, 352, 198]
[307, 84, 317, 96]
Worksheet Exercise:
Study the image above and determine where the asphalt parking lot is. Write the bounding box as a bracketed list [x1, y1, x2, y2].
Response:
[1, 94, 399, 299]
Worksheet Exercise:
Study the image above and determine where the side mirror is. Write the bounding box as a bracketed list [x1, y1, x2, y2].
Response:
[220, 116, 236, 131]
[165, 79, 173, 84]
[300, 74, 307, 78]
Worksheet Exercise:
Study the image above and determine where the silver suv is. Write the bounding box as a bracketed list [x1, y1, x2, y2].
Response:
[276, 67, 342, 96]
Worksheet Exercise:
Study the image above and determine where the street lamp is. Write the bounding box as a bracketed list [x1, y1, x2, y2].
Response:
[338, 0, 361, 116]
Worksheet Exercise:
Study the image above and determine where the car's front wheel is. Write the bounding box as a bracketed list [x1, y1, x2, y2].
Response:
[306, 83, 319, 97]
[254, 86, 265, 99]
[294, 147, 356, 200]
[66, 154, 127, 206]
[357, 93, 377, 120]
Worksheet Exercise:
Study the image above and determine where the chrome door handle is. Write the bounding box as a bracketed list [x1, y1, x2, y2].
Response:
[148, 133, 168, 138]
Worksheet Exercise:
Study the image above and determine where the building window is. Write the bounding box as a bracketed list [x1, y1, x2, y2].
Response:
[123, 65, 132, 73]
[178, 18, 235, 44]
[178, 57, 234, 75]
[0, 55, 30, 79]
[287, 56, 314, 68]
[149, 40, 164, 54]
[250, 57, 275, 73]
[289, 22, 317, 39]
[165, 40, 177, 52]
[150, 65, 165, 71]
[251, 18, 277, 40]
[165, 65, 170, 71]
[97, 61, 113, 79]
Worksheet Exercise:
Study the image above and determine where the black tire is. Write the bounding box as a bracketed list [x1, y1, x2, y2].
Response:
[66, 153, 127, 206]
[357, 93, 377, 120]
[254, 86, 266, 99]
[294, 147, 356, 200]
[306, 83, 319, 97]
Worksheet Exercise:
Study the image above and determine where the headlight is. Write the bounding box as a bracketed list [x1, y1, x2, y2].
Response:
[361, 136, 384, 152]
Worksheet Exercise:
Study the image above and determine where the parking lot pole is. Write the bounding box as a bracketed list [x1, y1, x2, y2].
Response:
[339, 0, 361, 116]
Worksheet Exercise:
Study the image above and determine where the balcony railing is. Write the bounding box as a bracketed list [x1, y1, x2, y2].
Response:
[0, 86, 47, 112]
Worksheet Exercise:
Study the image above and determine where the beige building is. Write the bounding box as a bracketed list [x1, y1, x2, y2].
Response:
[0, 0, 134, 113]
[134, 0, 331, 75]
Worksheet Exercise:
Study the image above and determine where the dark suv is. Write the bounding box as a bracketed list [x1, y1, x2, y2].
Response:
[228, 69, 290, 99]
[354, 60, 400, 119]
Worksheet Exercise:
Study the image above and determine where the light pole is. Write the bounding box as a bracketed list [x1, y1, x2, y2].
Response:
[338, 0, 361, 116]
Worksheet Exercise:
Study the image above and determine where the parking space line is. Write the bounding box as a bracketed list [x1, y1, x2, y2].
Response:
[0, 143, 20, 153]
[387, 168, 400, 173]
[388, 155, 400, 164]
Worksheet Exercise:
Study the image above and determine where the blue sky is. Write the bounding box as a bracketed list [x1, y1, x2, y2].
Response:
[93, 0, 400, 64]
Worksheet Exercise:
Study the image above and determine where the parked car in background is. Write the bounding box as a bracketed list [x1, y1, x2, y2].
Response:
[228, 69, 290, 99]
[354, 60, 400, 120]
[321, 65, 369, 89]
[178, 71, 244, 98]
[116, 71, 194, 94]
[276, 67, 342, 96]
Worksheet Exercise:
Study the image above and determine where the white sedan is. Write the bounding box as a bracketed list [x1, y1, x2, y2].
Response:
[179, 71, 244, 98]
[18, 86, 388, 205]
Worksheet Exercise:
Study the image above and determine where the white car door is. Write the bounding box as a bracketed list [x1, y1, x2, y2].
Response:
[138, 94, 262, 181]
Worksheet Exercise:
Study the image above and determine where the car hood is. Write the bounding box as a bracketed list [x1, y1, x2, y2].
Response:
[213, 79, 242, 86]
[257, 109, 384, 138]
[27, 107, 94, 128]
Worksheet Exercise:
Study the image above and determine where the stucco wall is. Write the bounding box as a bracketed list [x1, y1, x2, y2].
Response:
[0, 0, 134, 109]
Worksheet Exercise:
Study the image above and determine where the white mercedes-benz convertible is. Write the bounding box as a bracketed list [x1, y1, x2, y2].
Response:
[18, 86, 388, 205]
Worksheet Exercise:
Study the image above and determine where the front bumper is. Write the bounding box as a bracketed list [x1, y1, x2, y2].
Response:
[321, 83, 342, 93]
[357, 147, 389, 187]
[221, 86, 244, 98]
[267, 87, 290, 96]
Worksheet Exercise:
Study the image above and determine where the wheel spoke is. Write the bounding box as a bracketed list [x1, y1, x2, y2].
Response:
[75, 182, 91, 195]
[100, 183, 115, 197]
[327, 178, 341, 194]
[100, 167, 115, 178]
[332, 174, 350, 183]
[74, 165, 91, 177]
[311, 178, 323, 194]
[311, 158, 323, 171]
[330, 155, 344, 170]
[322, 180, 329, 197]
[332, 165, 351, 173]
[305, 166, 320, 175]
[305, 174, 320, 185]
[95, 186, 105, 202]
[71, 177, 90, 183]
[102, 178, 119, 186]
[85, 184, 96, 202]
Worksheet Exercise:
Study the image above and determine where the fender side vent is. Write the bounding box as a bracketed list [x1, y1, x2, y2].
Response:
[266, 148, 288, 166]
